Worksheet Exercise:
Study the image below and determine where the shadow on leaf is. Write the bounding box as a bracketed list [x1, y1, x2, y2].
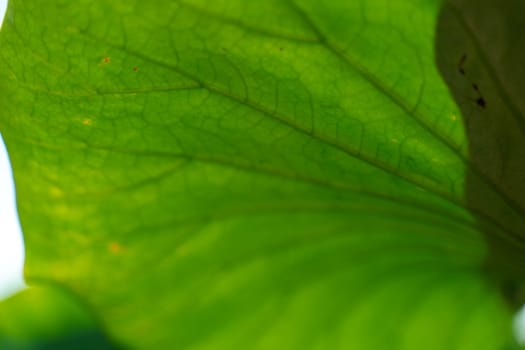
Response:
[436, 0, 525, 308]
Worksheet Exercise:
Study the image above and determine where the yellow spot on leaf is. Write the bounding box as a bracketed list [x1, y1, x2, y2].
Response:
[82, 118, 92, 126]
[49, 186, 64, 198]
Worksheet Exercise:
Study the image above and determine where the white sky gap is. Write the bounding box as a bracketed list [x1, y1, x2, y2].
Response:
[0, 0, 25, 300]
[0, 132, 25, 299]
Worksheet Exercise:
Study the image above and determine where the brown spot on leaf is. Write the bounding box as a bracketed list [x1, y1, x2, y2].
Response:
[108, 241, 124, 254]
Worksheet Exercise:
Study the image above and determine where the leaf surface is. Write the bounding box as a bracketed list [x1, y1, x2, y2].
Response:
[0, 285, 115, 349]
[0, 0, 524, 348]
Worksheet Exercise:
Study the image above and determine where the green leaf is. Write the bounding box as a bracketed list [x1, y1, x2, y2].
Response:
[0, 285, 116, 349]
[0, 0, 524, 348]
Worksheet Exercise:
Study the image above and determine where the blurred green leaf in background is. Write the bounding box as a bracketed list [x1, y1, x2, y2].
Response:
[0, 0, 525, 349]
[0, 286, 115, 349]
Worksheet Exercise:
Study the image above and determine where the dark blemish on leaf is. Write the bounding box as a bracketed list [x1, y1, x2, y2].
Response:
[458, 54, 486, 109]
[472, 85, 487, 109]
[102, 57, 110, 64]
[133, 66, 139, 72]
[279, 47, 284, 51]
[476, 97, 486, 108]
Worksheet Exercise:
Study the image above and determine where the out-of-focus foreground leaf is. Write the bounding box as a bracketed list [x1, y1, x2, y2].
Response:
[0, 286, 114, 349]
[0, 0, 524, 348]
